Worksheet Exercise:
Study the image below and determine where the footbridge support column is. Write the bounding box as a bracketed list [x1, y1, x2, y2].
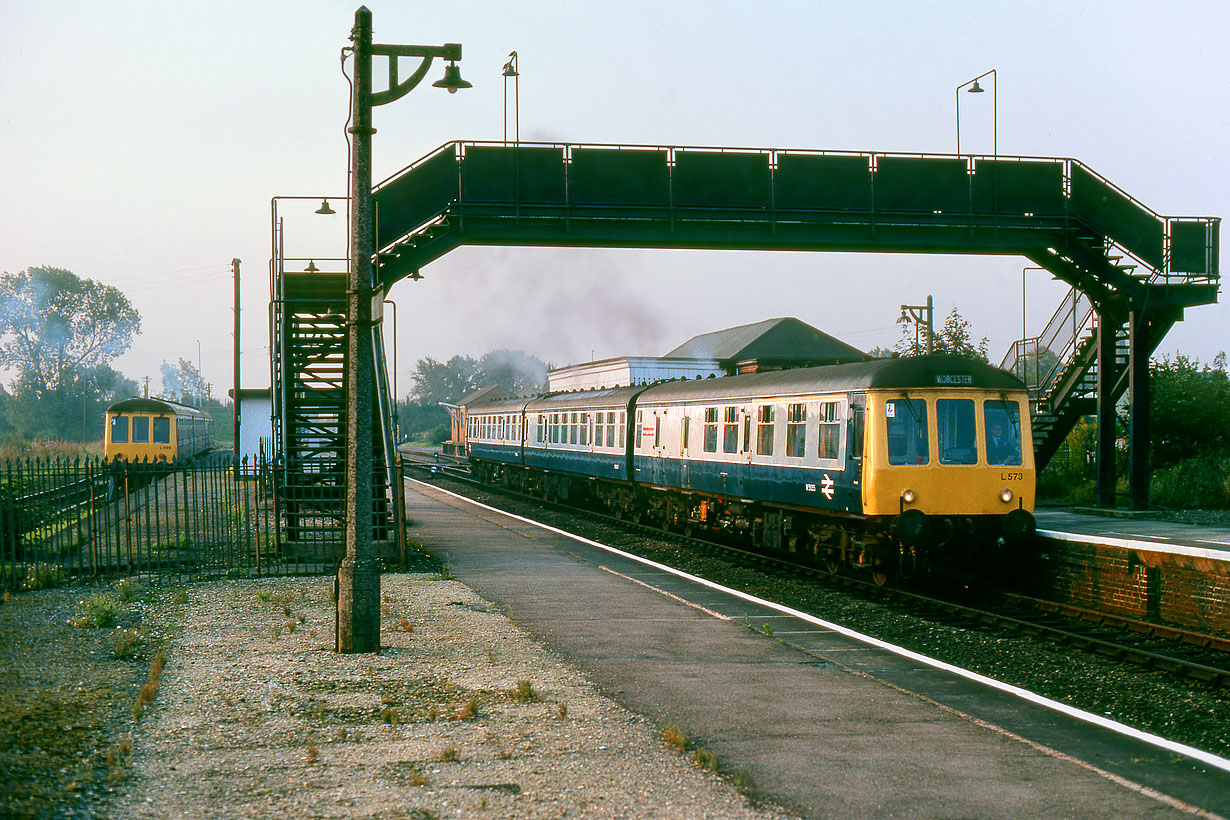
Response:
[1096, 313, 1119, 507]
[1128, 309, 1151, 509]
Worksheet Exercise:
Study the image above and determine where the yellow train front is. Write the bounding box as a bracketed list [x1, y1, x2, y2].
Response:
[855, 356, 1035, 577]
[104, 397, 213, 465]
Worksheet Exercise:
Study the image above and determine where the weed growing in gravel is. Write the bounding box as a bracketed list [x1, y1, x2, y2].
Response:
[105, 736, 133, 781]
[257, 589, 273, 602]
[285, 620, 297, 634]
[70, 594, 120, 628]
[426, 706, 439, 722]
[397, 617, 414, 633]
[114, 578, 141, 602]
[381, 706, 401, 726]
[662, 725, 689, 752]
[407, 767, 428, 787]
[113, 627, 144, 659]
[271, 623, 283, 640]
[458, 698, 478, 720]
[512, 680, 538, 702]
[438, 746, 460, 762]
[557, 703, 568, 719]
[27, 563, 61, 590]
[762, 623, 775, 638]
[694, 747, 719, 772]
[438, 565, 454, 581]
[170, 589, 189, 605]
[132, 651, 166, 719]
[305, 737, 319, 764]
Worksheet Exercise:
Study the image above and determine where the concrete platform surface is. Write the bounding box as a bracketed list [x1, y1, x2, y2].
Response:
[406, 479, 1230, 820]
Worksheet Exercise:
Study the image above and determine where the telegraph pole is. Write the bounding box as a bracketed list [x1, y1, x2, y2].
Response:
[232, 258, 241, 472]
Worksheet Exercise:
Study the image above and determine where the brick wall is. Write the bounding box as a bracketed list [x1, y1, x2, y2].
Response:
[1038, 538, 1230, 634]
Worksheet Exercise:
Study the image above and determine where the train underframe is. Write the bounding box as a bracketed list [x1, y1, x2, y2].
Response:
[470, 459, 1033, 585]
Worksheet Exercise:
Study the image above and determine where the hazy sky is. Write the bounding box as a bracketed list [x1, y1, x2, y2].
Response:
[2, 0, 1226, 398]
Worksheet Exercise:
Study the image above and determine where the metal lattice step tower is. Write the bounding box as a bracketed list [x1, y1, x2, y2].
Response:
[272, 267, 390, 551]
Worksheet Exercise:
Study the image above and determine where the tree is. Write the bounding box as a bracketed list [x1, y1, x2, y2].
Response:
[160, 359, 209, 406]
[896, 306, 989, 362]
[0, 267, 140, 397]
[0, 267, 141, 442]
[1148, 353, 1230, 467]
[475, 349, 547, 396]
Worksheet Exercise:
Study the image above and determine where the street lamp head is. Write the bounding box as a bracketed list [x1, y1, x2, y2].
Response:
[968, 80, 985, 93]
[502, 51, 519, 77]
[433, 62, 472, 93]
[315, 198, 336, 215]
[305, 260, 320, 273]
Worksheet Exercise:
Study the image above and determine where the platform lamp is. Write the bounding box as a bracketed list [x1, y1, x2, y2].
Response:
[956, 68, 996, 157]
[502, 51, 519, 145]
[338, 6, 470, 654]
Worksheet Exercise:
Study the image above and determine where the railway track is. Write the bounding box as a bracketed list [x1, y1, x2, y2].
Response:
[399, 450, 1230, 687]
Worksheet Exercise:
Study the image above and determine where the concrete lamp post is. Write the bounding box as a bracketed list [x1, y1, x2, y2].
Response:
[338, 5, 470, 654]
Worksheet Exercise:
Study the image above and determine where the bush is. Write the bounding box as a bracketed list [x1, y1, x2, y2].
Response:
[1149, 455, 1230, 510]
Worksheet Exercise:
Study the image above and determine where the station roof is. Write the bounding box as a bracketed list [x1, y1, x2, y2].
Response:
[663, 317, 866, 367]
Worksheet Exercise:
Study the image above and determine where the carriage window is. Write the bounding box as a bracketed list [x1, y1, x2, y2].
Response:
[703, 407, 718, 453]
[538, 415, 546, 443]
[570, 412, 579, 445]
[682, 416, 690, 450]
[849, 405, 864, 459]
[608, 412, 618, 448]
[551, 413, 560, 444]
[786, 403, 807, 458]
[110, 415, 129, 443]
[580, 413, 589, 446]
[938, 400, 977, 464]
[594, 413, 606, 447]
[617, 411, 626, 448]
[636, 410, 644, 449]
[756, 405, 774, 456]
[984, 400, 1023, 466]
[153, 417, 171, 444]
[818, 401, 841, 460]
[132, 416, 150, 443]
[722, 407, 739, 454]
[654, 414, 662, 448]
[886, 399, 929, 465]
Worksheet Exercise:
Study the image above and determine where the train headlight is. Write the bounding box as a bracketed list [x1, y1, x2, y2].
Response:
[1000, 488, 1014, 503]
[901, 489, 916, 504]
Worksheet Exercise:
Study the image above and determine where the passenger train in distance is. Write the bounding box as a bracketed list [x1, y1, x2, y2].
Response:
[463, 354, 1036, 583]
[104, 397, 214, 465]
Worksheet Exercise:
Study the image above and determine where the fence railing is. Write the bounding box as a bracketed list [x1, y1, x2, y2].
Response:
[0, 454, 355, 592]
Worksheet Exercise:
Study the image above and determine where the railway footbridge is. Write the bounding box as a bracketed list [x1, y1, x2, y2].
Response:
[272, 140, 1219, 537]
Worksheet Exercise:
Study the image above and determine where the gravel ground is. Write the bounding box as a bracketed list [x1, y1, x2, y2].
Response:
[0, 573, 795, 820]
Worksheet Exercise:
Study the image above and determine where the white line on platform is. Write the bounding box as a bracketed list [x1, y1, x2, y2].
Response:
[1039, 529, 1230, 562]
[413, 479, 1230, 775]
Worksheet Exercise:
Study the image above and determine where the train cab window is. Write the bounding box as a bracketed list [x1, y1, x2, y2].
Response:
[937, 400, 977, 465]
[886, 399, 929, 465]
[984, 400, 1023, 466]
[132, 416, 150, 443]
[756, 405, 774, 456]
[818, 401, 841, 460]
[153, 417, 171, 444]
[110, 415, 129, 443]
[703, 408, 718, 453]
[786, 403, 807, 458]
[722, 407, 739, 454]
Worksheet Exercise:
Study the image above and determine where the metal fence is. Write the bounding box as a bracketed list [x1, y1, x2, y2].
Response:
[0, 454, 364, 592]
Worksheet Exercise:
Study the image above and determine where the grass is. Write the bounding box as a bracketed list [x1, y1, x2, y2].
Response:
[114, 578, 141, 602]
[70, 594, 120, 628]
[132, 650, 166, 719]
[113, 628, 144, 659]
[512, 680, 539, 702]
[662, 724, 688, 752]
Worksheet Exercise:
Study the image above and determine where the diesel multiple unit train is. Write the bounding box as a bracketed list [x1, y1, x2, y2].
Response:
[104, 397, 213, 464]
[462, 354, 1035, 581]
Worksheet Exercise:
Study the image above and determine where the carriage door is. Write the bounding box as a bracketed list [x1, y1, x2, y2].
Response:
[651, 410, 667, 485]
[846, 395, 865, 513]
